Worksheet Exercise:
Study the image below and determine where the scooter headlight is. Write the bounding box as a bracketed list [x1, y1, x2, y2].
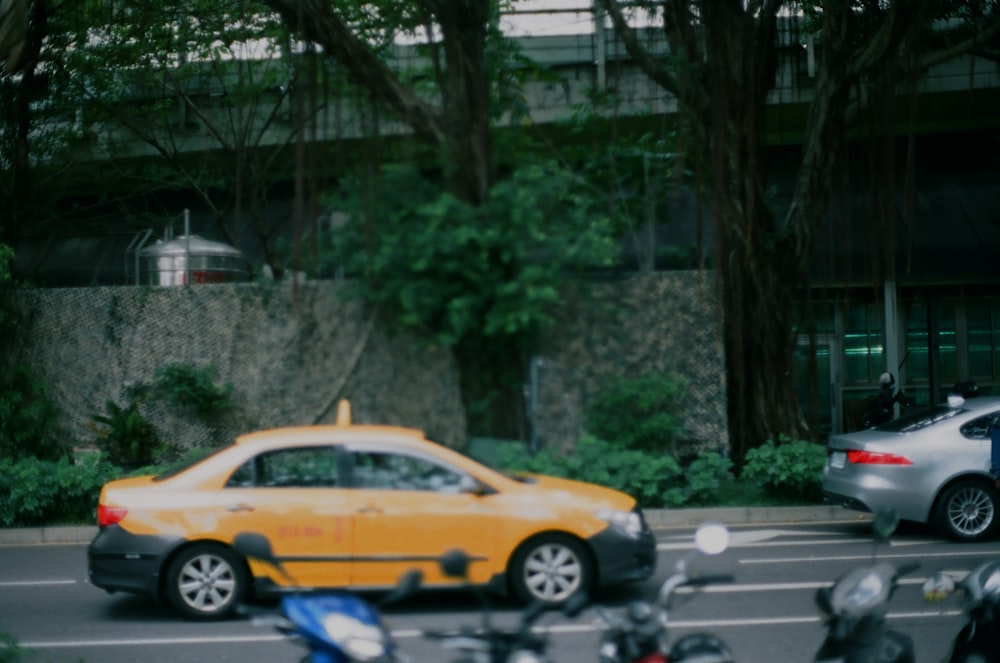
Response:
[509, 650, 547, 663]
[322, 613, 390, 661]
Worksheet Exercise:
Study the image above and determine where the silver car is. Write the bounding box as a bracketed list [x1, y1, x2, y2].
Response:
[823, 394, 1000, 542]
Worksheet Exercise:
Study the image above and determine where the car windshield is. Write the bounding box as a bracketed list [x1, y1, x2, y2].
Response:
[875, 404, 965, 433]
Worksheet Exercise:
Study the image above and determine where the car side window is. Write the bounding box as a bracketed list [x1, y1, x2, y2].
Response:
[960, 412, 1000, 440]
[350, 450, 467, 493]
[226, 446, 340, 488]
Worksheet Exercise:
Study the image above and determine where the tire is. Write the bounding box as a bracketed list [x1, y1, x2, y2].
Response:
[164, 543, 248, 620]
[935, 479, 1000, 542]
[509, 534, 593, 605]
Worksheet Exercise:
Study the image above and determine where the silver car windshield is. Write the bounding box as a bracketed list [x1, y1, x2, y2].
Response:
[875, 405, 965, 433]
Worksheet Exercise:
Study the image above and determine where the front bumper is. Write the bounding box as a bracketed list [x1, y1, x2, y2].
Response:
[87, 525, 184, 599]
[588, 510, 658, 588]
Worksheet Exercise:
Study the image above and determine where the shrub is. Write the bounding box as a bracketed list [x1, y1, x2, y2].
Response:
[0, 366, 63, 460]
[584, 372, 686, 454]
[90, 399, 166, 469]
[149, 363, 234, 421]
[498, 436, 735, 509]
[0, 455, 122, 527]
[741, 436, 827, 502]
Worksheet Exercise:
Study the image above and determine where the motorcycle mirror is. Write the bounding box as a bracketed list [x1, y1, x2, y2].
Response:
[922, 572, 956, 603]
[380, 569, 423, 606]
[440, 548, 472, 579]
[694, 523, 730, 556]
[872, 506, 900, 542]
[233, 532, 277, 564]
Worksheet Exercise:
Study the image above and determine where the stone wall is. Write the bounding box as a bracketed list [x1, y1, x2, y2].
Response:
[8, 272, 726, 456]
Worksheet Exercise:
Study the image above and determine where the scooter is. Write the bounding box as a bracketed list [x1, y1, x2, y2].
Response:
[812, 507, 918, 663]
[590, 522, 735, 663]
[922, 559, 1000, 662]
[233, 532, 420, 663]
[422, 548, 587, 663]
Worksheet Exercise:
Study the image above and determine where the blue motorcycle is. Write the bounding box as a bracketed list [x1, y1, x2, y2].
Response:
[233, 532, 419, 663]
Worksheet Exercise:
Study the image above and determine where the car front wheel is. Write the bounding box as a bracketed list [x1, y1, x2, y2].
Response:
[935, 479, 999, 542]
[165, 543, 248, 620]
[509, 534, 593, 605]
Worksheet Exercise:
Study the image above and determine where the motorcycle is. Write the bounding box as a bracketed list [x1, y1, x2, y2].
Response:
[233, 532, 420, 663]
[922, 559, 1000, 662]
[590, 522, 735, 663]
[423, 548, 587, 663]
[812, 506, 918, 663]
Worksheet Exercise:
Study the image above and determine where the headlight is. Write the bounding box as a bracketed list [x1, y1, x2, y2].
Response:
[509, 650, 547, 663]
[322, 613, 390, 661]
[596, 508, 642, 537]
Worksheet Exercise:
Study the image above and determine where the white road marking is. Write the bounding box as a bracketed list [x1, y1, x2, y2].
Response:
[740, 549, 994, 564]
[0, 580, 76, 587]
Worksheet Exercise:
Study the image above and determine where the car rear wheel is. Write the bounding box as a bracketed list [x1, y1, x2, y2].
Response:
[165, 543, 248, 620]
[935, 479, 999, 542]
[509, 534, 593, 605]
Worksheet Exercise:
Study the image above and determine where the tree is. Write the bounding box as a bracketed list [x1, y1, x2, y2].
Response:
[595, 0, 1000, 461]
[259, 0, 546, 437]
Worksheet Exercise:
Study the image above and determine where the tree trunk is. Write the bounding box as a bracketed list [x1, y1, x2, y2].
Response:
[702, 2, 807, 461]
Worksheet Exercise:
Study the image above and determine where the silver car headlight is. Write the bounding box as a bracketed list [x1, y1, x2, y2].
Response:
[322, 613, 390, 661]
[596, 508, 642, 537]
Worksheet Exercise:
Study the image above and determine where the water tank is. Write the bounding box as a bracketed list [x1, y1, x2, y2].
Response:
[137, 235, 250, 286]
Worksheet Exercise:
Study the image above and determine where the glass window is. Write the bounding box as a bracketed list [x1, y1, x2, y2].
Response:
[904, 299, 929, 383]
[959, 412, 1000, 440]
[967, 301, 995, 380]
[875, 404, 965, 433]
[843, 303, 882, 384]
[936, 304, 958, 384]
[350, 450, 466, 493]
[226, 447, 340, 488]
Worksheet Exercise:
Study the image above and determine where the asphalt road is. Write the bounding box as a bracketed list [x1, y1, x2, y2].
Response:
[2, 518, 998, 663]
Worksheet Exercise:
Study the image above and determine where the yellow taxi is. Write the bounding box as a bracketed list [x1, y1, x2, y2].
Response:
[87, 402, 657, 620]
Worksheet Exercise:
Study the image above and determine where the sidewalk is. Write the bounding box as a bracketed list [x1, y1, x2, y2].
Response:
[0, 505, 867, 546]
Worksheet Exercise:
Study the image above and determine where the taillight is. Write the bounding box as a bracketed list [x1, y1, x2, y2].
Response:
[847, 450, 913, 465]
[97, 504, 128, 526]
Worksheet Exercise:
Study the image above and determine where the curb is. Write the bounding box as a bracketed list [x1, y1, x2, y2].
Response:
[0, 506, 867, 546]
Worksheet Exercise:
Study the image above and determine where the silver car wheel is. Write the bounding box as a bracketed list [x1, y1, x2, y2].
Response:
[165, 544, 247, 619]
[944, 483, 995, 538]
[510, 535, 592, 604]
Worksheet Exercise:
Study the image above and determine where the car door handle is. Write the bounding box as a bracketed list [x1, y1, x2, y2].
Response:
[357, 505, 383, 514]
[226, 503, 255, 512]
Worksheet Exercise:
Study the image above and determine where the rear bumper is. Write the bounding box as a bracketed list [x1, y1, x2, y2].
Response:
[87, 526, 184, 599]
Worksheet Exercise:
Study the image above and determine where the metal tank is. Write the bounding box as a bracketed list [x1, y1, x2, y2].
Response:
[137, 234, 250, 286]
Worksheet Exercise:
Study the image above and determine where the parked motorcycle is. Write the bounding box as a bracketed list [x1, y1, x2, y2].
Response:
[589, 522, 735, 663]
[922, 559, 1000, 662]
[423, 548, 587, 663]
[812, 507, 918, 663]
[233, 532, 420, 663]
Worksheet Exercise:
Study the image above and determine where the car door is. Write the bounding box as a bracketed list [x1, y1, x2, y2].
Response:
[216, 445, 354, 588]
[345, 445, 499, 588]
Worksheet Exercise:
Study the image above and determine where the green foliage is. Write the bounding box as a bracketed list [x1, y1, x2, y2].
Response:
[149, 363, 234, 420]
[317, 161, 618, 346]
[0, 245, 64, 461]
[584, 372, 686, 454]
[0, 455, 122, 528]
[90, 399, 165, 469]
[498, 437, 733, 509]
[0, 629, 27, 663]
[0, 366, 63, 461]
[741, 436, 827, 502]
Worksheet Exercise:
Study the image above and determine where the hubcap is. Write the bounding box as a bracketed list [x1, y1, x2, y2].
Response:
[177, 553, 237, 613]
[523, 543, 582, 602]
[948, 487, 994, 536]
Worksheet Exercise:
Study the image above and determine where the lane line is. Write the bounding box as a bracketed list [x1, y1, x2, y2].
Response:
[740, 549, 995, 564]
[0, 580, 76, 587]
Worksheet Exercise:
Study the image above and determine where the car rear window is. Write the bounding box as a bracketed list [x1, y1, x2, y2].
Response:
[874, 405, 965, 433]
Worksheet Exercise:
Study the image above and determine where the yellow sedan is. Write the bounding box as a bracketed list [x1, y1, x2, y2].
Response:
[88, 402, 657, 620]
